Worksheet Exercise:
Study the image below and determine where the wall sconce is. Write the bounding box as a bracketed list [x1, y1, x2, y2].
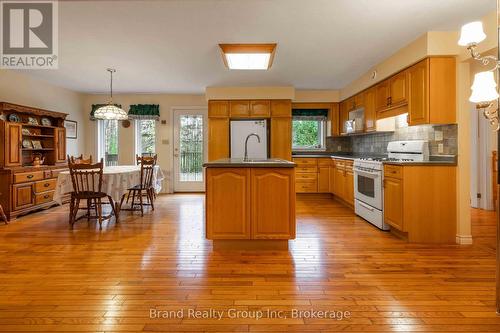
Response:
[458, 21, 500, 130]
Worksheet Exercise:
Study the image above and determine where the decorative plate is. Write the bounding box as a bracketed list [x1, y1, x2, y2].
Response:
[8, 113, 20, 122]
[41, 117, 51, 126]
[121, 119, 131, 128]
[22, 139, 32, 149]
[27, 117, 39, 125]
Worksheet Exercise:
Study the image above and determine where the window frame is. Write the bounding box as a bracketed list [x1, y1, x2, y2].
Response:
[135, 119, 157, 158]
[98, 119, 119, 166]
[291, 117, 327, 151]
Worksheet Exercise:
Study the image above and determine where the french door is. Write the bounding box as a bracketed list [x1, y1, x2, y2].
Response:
[173, 108, 207, 192]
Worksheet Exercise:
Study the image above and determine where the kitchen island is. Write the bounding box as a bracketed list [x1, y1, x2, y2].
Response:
[204, 158, 296, 250]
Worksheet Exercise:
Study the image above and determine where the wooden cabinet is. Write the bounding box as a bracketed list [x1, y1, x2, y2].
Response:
[364, 87, 376, 132]
[408, 57, 456, 125]
[208, 100, 229, 118]
[55, 127, 66, 163]
[294, 158, 318, 193]
[383, 176, 404, 231]
[251, 168, 295, 239]
[271, 100, 291, 117]
[329, 164, 335, 194]
[5, 122, 22, 167]
[271, 117, 292, 161]
[208, 118, 229, 161]
[229, 100, 250, 118]
[333, 160, 345, 198]
[339, 101, 349, 135]
[206, 168, 251, 239]
[329, 103, 340, 137]
[250, 100, 270, 117]
[375, 81, 390, 112]
[318, 164, 330, 193]
[388, 71, 408, 106]
[206, 167, 295, 241]
[344, 165, 354, 206]
[331, 159, 354, 206]
[12, 183, 34, 211]
[354, 92, 364, 108]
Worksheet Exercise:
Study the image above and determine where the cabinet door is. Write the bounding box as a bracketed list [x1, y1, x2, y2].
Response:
[208, 118, 229, 161]
[334, 166, 345, 198]
[251, 168, 295, 239]
[206, 168, 250, 239]
[318, 167, 330, 193]
[329, 165, 335, 194]
[55, 127, 66, 163]
[375, 81, 390, 112]
[229, 100, 250, 118]
[384, 177, 404, 231]
[344, 169, 354, 206]
[364, 87, 377, 132]
[250, 100, 270, 117]
[208, 100, 229, 118]
[389, 71, 408, 106]
[12, 183, 34, 211]
[329, 103, 340, 137]
[271, 117, 292, 160]
[354, 92, 364, 108]
[5, 122, 22, 167]
[270, 100, 291, 117]
[408, 59, 429, 125]
[339, 102, 349, 135]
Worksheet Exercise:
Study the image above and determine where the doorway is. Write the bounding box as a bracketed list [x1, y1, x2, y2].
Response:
[172, 108, 207, 192]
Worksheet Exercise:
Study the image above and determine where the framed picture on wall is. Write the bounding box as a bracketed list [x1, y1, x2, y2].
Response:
[64, 120, 77, 139]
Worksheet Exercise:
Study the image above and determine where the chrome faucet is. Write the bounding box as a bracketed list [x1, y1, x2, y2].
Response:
[244, 133, 261, 161]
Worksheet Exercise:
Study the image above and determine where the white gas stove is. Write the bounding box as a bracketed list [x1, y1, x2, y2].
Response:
[353, 140, 429, 230]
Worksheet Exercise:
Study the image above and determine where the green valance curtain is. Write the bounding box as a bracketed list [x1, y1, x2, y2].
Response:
[90, 104, 122, 120]
[128, 104, 160, 120]
[292, 108, 328, 120]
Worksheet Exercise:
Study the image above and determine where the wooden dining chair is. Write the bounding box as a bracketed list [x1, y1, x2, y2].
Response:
[135, 154, 158, 199]
[68, 158, 116, 229]
[69, 154, 93, 164]
[121, 155, 157, 216]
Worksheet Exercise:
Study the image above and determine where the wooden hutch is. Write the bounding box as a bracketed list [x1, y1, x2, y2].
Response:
[0, 102, 68, 221]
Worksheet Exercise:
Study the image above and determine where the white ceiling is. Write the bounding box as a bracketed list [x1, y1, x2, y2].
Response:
[21, 0, 495, 94]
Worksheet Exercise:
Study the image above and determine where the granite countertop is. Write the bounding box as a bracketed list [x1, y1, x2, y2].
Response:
[204, 158, 296, 168]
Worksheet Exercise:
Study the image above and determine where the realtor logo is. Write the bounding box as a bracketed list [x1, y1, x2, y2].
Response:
[1, 0, 58, 69]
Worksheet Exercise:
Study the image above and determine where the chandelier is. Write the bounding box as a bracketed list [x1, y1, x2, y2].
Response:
[93, 68, 128, 120]
[458, 21, 500, 130]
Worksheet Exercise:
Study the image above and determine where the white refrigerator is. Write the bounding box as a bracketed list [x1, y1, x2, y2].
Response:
[230, 120, 268, 159]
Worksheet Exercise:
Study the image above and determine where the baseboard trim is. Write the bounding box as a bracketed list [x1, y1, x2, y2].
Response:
[456, 235, 473, 245]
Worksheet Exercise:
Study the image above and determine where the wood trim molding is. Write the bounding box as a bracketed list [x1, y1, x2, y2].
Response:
[455, 234, 473, 245]
[0, 102, 68, 119]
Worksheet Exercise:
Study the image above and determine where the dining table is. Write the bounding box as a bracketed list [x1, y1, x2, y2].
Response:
[53, 165, 165, 220]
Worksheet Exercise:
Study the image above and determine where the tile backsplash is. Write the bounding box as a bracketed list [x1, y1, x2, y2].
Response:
[327, 124, 457, 156]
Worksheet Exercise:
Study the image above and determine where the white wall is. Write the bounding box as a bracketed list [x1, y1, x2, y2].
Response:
[0, 70, 86, 157]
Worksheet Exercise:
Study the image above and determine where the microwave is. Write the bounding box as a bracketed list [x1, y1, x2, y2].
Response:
[344, 118, 364, 134]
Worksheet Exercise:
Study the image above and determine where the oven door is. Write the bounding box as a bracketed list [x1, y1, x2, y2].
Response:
[354, 168, 382, 210]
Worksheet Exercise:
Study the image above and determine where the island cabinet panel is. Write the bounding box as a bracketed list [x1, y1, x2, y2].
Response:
[5, 122, 22, 167]
[206, 168, 251, 239]
[251, 168, 295, 239]
[208, 118, 229, 161]
[270, 117, 292, 161]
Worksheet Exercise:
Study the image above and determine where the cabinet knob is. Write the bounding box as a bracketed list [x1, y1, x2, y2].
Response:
[27, 174, 33, 179]
[44, 183, 50, 187]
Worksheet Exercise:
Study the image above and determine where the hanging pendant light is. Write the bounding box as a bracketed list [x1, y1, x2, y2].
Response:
[94, 68, 128, 120]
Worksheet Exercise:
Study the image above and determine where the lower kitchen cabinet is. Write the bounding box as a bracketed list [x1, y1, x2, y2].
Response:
[293, 157, 333, 193]
[12, 183, 35, 211]
[344, 166, 354, 206]
[383, 164, 457, 243]
[333, 161, 345, 198]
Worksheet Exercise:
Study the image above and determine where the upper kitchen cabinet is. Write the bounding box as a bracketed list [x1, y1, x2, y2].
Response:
[339, 101, 349, 135]
[250, 100, 270, 117]
[208, 100, 229, 118]
[208, 117, 229, 161]
[375, 80, 390, 112]
[408, 57, 456, 125]
[354, 91, 364, 109]
[375, 71, 408, 118]
[388, 71, 408, 107]
[270, 100, 291, 117]
[271, 117, 292, 161]
[329, 103, 340, 137]
[229, 100, 250, 118]
[364, 87, 376, 132]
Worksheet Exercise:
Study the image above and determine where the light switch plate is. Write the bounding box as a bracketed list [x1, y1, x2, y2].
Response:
[434, 130, 443, 141]
[161, 139, 169, 145]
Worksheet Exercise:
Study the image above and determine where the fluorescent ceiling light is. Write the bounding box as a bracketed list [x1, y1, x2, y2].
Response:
[219, 44, 276, 70]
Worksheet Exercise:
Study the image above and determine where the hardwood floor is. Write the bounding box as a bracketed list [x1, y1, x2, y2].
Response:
[0, 193, 498, 332]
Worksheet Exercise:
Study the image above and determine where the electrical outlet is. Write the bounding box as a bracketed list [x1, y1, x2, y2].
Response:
[438, 143, 444, 153]
[337, 145, 342, 151]
[434, 130, 443, 141]
[370, 145, 374, 152]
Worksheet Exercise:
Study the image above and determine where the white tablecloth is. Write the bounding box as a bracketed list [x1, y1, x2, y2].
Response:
[53, 165, 164, 204]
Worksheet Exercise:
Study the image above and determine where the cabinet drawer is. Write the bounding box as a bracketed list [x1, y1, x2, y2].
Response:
[296, 172, 318, 181]
[14, 171, 44, 184]
[384, 165, 403, 179]
[34, 179, 57, 193]
[334, 160, 345, 169]
[317, 158, 333, 166]
[35, 191, 54, 205]
[296, 166, 317, 173]
[296, 181, 318, 193]
[293, 158, 318, 166]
